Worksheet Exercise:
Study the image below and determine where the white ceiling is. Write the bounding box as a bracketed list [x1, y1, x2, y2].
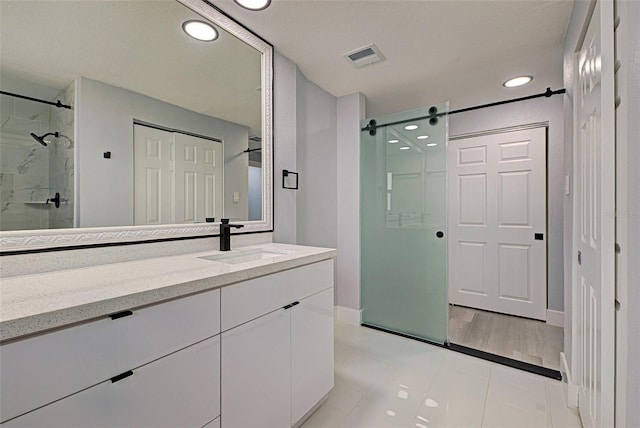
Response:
[212, 0, 574, 117]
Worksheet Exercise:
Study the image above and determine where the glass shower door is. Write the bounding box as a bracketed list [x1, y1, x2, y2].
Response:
[360, 102, 449, 344]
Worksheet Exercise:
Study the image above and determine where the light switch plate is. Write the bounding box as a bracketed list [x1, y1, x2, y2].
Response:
[233, 192, 240, 203]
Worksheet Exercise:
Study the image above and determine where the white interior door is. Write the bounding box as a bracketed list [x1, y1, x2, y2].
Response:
[134, 125, 174, 225]
[448, 127, 547, 320]
[575, 1, 615, 426]
[174, 133, 223, 224]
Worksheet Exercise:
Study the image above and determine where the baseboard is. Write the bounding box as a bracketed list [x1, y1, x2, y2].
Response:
[546, 309, 564, 327]
[561, 351, 579, 409]
[334, 305, 361, 325]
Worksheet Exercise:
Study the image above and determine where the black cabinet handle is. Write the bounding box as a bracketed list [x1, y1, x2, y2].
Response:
[535, 233, 544, 240]
[436, 231, 444, 238]
[109, 310, 133, 320]
[111, 370, 133, 383]
[283, 301, 300, 310]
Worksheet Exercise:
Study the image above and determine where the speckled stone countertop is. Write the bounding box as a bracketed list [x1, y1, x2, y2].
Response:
[0, 243, 336, 342]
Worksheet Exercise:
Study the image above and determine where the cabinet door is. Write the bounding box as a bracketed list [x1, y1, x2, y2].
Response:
[3, 336, 220, 428]
[112, 335, 220, 428]
[203, 416, 220, 428]
[291, 288, 334, 424]
[221, 309, 291, 428]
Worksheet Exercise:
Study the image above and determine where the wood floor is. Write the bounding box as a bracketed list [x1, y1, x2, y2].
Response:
[448, 305, 563, 370]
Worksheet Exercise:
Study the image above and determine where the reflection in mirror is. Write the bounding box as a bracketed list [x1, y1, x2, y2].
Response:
[0, 0, 270, 236]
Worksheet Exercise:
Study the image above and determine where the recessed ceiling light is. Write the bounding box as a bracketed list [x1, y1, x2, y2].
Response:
[182, 20, 218, 42]
[404, 124, 418, 130]
[417, 135, 429, 140]
[400, 146, 410, 150]
[233, 0, 271, 10]
[388, 139, 399, 144]
[426, 143, 437, 147]
[503, 75, 533, 88]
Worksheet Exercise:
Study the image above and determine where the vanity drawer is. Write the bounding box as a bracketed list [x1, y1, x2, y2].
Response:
[221, 271, 288, 331]
[0, 288, 220, 424]
[0, 317, 118, 424]
[221, 261, 334, 331]
[115, 287, 220, 372]
[3, 335, 221, 428]
[286, 259, 334, 302]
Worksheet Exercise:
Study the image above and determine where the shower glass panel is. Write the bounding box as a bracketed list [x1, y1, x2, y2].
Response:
[360, 102, 449, 344]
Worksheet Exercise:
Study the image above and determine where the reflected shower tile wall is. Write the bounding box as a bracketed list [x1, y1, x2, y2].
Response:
[12, 174, 50, 202]
[0, 92, 51, 231]
[49, 82, 74, 229]
[0, 201, 49, 231]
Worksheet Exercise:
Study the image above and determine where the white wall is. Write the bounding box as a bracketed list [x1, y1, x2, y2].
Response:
[272, 52, 339, 252]
[295, 71, 338, 250]
[448, 96, 565, 312]
[336, 93, 365, 311]
[76, 77, 248, 227]
[273, 52, 298, 244]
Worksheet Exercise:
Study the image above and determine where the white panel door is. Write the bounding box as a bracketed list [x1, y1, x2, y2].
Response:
[174, 133, 223, 224]
[575, 1, 615, 427]
[133, 125, 174, 225]
[291, 288, 334, 425]
[448, 127, 547, 320]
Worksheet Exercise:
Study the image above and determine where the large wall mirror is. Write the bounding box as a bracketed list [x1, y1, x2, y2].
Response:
[0, 0, 273, 252]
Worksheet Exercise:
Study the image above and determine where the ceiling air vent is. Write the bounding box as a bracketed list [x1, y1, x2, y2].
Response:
[343, 44, 386, 69]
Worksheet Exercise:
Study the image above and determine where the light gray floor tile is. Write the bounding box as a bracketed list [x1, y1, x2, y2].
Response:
[302, 321, 580, 428]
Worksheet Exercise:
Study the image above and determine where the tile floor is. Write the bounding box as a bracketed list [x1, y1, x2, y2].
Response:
[302, 321, 582, 428]
[448, 305, 564, 370]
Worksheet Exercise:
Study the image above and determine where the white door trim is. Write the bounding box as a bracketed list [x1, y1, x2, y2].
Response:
[449, 121, 549, 141]
[571, 1, 616, 426]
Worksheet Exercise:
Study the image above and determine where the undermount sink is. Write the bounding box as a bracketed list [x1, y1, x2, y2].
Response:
[198, 248, 289, 265]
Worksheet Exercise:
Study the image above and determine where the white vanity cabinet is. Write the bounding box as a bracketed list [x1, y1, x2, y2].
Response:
[0, 289, 221, 427]
[0, 252, 336, 428]
[221, 260, 334, 428]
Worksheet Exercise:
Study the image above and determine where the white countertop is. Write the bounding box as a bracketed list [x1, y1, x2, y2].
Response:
[0, 243, 336, 342]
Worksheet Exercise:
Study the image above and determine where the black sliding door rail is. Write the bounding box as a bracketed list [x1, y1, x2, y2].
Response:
[0, 90, 72, 110]
[361, 87, 566, 135]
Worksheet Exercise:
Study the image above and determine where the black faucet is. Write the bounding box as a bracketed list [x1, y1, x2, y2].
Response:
[219, 218, 244, 251]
